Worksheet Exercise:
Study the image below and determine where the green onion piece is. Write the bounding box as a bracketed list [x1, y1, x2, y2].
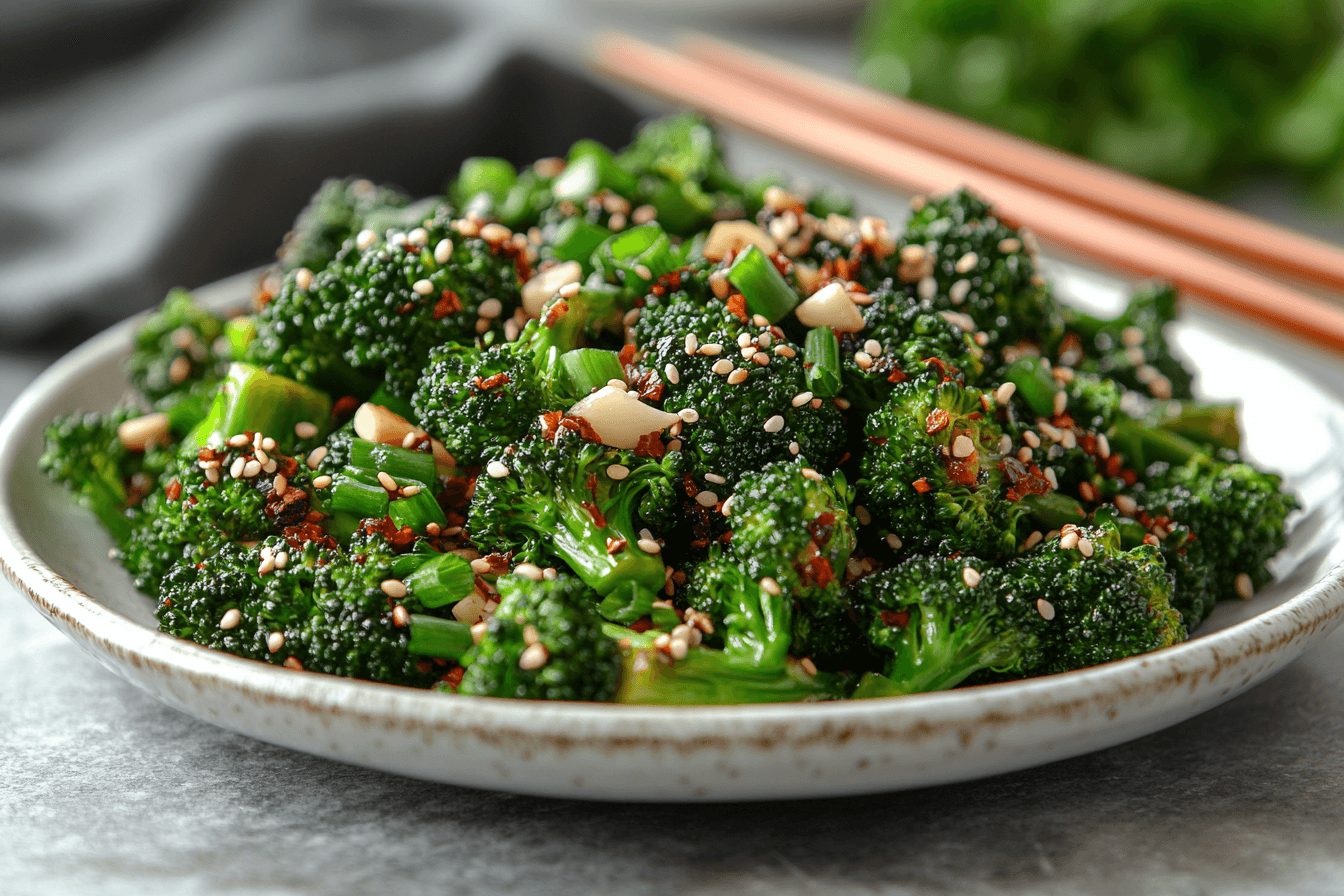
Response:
[406, 614, 475, 659]
[452, 157, 516, 206]
[404, 553, 476, 609]
[726, 244, 798, 323]
[328, 475, 389, 518]
[558, 349, 625, 398]
[590, 224, 677, 295]
[1019, 492, 1087, 529]
[650, 603, 681, 631]
[639, 177, 715, 235]
[349, 439, 436, 487]
[389, 488, 448, 534]
[804, 327, 842, 398]
[553, 142, 638, 201]
[188, 363, 332, 448]
[550, 217, 612, 266]
[224, 316, 256, 358]
[1002, 358, 1058, 417]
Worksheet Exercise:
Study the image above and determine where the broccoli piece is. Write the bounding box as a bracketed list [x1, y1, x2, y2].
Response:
[613, 112, 749, 234]
[835, 283, 985, 412]
[156, 534, 469, 688]
[458, 573, 621, 701]
[1064, 282, 1195, 401]
[277, 177, 413, 274]
[467, 429, 678, 604]
[40, 406, 176, 544]
[616, 647, 845, 704]
[631, 263, 744, 349]
[891, 189, 1065, 354]
[188, 363, 332, 449]
[126, 288, 230, 406]
[1134, 453, 1297, 625]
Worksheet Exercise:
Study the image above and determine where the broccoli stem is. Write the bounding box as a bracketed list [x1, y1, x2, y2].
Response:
[551, 497, 667, 596]
[592, 224, 678, 295]
[727, 244, 798, 323]
[616, 649, 845, 704]
[349, 438, 436, 487]
[189, 363, 332, 447]
[405, 614, 475, 659]
[1003, 357, 1059, 418]
[404, 553, 477, 608]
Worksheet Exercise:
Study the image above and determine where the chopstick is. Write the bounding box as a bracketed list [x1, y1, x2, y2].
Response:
[591, 33, 1344, 355]
[680, 33, 1344, 297]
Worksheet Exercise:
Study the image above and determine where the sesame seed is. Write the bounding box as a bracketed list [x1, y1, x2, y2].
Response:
[704, 473, 726, 485]
[1023, 431, 1040, 448]
[955, 251, 979, 273]
[379, 579, 408, 598]
[699, 343, 723, 356]
[854, 351, 874, 370]
[515, 563, 544, 581]
[306, 446, 327, 469]
[727, 368, 749, 385]
[253, 448, 270, 465]
[800, 467, 823, 482]
[789, 441, 800, 455]
[952, 435, 975, 457]
[885, 533, 903, 550]
[168, 356, 191, 385]
[470, 558, 492, 574]
[949, 279, 971, 304]
[522, 624, 540, 646]
[229, 456, 247, 479]
[487, 461, 510, 478]
[1078, 482, 1096, 502]
[294, 267, 313, 291]
[685, 334, 698, 354]
[917, 276, 937, 299]
[425, 522, 441, 536]
[433, 238, 453, 264]
[606, 464, 630, 482]
[356, 229, 377, 250]
[1097, 433, 1111, 459]
[412, 279, 434, 296]
[1126, 347, 1147, 366]
[241, 459, 262, 479]
[558, 281, 581, 299]
[758, 333, 773, 348]
[962, 566, 981, 588]
[664, 363, 680, 385]
[834, 397, 851, 410]
[406, 227, 429, 247]
[678, 408, 699, 424]
[999, 434, 1013, 454]
[1036, 598, 1056, 620]
[377, 471, 398, 491]
[401, 485, 421, 497]
[275, 551, 288, 570]
[737, 333, 752, 348]
[1115, 494, 1137, 515]
[313, 475, 332, 489]
[478, 298, 504, 319]
[1121, 326, 1145, 347]
[205, 467, 220, 484]
[283, 656, 304, 671]
[720, 495, 735, 516]
[1149, 376, 1173, 400]
[811, 398, 823, 409]
[1024, 530, 1043, 549]
[752, 352, 770, 366]
[219, 608, 242, 630]
[227, 433, 251, 448]
[1044, 468, 1059, 489]
[711, 359, 734, 375]
[1235, 573, 1254, 599]
[390, 605, 410, 628]
[667, 439, 683, 452]
[637, 538, 662, 554]
[1061, 429, 1077, 450]
[480, 223, 511, 244]
[760, 577, 782, 596]
[1060, 531, 1080, 550]
[1053, 391, 1067, 415]
[773, 344, 797, 358]
[401, 431, 419, 449]
[633, 264, 653, 281]
[764, 415, 785, 433]
[1017, 447, 1033, 462]
[695, 491, 719, 507]
[273, 474, 288, 494]
[995, 382, 1017, 404]
[792, 391, 814, 407]
[1078, 538, 1095, 558]
[855, 504, 872, 526]
[518, 642, 549, 670]
[267, 632, 285, 653]
[294, 421, 318, 440]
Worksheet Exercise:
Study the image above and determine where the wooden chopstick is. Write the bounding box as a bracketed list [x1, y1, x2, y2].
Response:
[680, 33, 1344, 297]
[592, 33, 1344, 355]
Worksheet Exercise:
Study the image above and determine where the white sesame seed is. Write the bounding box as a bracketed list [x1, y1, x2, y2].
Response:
[253, 448, 270, 466]
[479, 298, 503, 319]
[1078, 481, 1096, 502]
[801, 467, 823, 482]
[757, 333, 773, 348]
[607, 464, 630, 481]
[219, 608, 242, 630]
[664, 363, 680, 385]
[377, 471, 398, 491]
[962, 566, 981, 588]
[1024, 530, 1043, 549]
[356, 228, 377, 250]
[1115, 494, 1137, 515]
[401, 485, 421, 497]
[696, 491, 719, 507]
[392, 605, 410, 628]
[205, 467, 220, 484]
[558, 281, 581, 299]
[773, 344, 796, 357]
[727, 368, 750, 385]
[227, 433, 251, 448]
[514, 563, 544, 582]
[711, 359, 734, 375]
[955, 251, 979, 274]
[518, 642, 549, 670]
[480, 223, 511, 244]
[469, 558, 491, 574]
[1235, 573, 1254, 599]
[1060, 531, 1080, 550]
[637, 538, 662, 555]
[293, 422, 318, 441]
[720, 495, 735, 516]
[792, 391, 814, 408]
[1023, 431, 1040, 448]
[1053, 391, 1067, 415]
[917, 276, 937, 299]
[667, 439, 682, 452]
[764, 415, 785, 433]
[274, 551, 288, 570]
[1078, 537, 1095, 558]
[402, 431, 419, 449]
[306, 446, 327, 469]
[678, 408, 699, 424]
[949, 279, 971, 304]
[760, 577, 782, 596]
[380, 579, 407, 598]
[1017, 447, 1033, 463]
[313, 475, 332, 489]
[1097, 433, 1111, 459]
[995, 382, 1017, 404]
[407, 227, 429, 247]
[1150, 375, 1173, 400]
[1121, 326, 1146, 347]
[267, 632, 285, 653]
[737, 333, 752, 348]
[273, 474, 288, 494]
[854, 351, 874, 370]
[412, 279, 435, 296]
[229, 456, 247, 479]
[294, 267, 314, 291]
[1044, 468, 1059, 489]
[685, 334, 698, 354]
[1036, 598, 1056, 621]
[242, 459, 262, 479]
[885, 533, 903, 550]
[434, 238, 453, 264]
[998, 434, 1013, 454]
[855, 504, 872, 526]
[704, 473, 726, 485]
[789, 441, 800, 455]
[1061, 429, 1077, 450]
[487, 460, 510, 479]
[699, 343, 723, 356]
[952, 435, 975, 458]
[751, 352, 770, 366]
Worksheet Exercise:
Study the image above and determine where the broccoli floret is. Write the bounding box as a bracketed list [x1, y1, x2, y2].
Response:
[126, 288, 230, 405]
[835, 283, 985, 412]
[458, 574, 621, 701]
[156, 534, 467, 688]
[1064, 282, 1195, 401]
[467, 429, 678, 603]
[613, 112, 748, 234]
[40, 406, 176, 544]
[631, 263, 744, 349]
[1134, 454, 1297, 625]
[859, 371, 1026, 557]
[277, 177, 412, 274]
[892, 189, 1065, 354]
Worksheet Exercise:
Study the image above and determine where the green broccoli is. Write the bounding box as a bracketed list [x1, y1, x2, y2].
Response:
[277, 176, 413, 274]
[126, 287, 231, 406]
[1064, 282, 1195, 401]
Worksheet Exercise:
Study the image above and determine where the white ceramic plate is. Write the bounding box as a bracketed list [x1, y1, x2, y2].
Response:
[4, 268, 1344, 802]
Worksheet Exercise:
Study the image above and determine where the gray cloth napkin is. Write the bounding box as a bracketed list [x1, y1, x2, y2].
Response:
[0, 0, 642, 350]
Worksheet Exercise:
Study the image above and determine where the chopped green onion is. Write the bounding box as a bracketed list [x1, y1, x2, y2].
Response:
[590, 224, 677, 295]
[224, 316, 256, 358]
[726, 244, 798, 323]
[552, 141, 637, 201]
[406, 614, 475, 659]
[558, 349, 625, 398]
[389, 488, 448, 533]
[452, 157, 516, 207]
[328, 475, 390, 518]
[349, 438, 436, 487]
[804, 327, 842, 398]
[1019, 492, 1087, 529]
[404, 553, 476, 609]
[1002, 358, 1058, 417]
[550, 217, 612, 266]
[188, 363, 331, 448]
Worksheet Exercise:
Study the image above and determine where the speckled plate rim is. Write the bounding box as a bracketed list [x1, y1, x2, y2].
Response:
[4, 271, 1344, 802]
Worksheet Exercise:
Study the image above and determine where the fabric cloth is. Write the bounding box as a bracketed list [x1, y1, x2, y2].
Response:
[0, 0, 644, 350]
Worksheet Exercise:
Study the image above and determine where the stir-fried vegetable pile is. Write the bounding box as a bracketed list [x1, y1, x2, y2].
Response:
[40, 114, 1297, 703]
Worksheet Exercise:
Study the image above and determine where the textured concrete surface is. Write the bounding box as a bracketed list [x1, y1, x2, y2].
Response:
[4, 350, 1344, 896]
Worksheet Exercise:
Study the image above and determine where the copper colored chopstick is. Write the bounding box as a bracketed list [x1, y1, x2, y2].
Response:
[592, 33, 1344, 354]
[680, 33, 1344, 296]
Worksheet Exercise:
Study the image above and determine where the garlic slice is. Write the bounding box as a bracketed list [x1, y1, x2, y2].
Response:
[794, 282, 865, 332]
[701, 221, 778, 262]
[567, 386, 680, 450]
[521, 260, 582, 318]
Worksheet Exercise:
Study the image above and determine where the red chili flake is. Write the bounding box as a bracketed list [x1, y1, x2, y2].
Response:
[944, 452, 978, 487]
[472, 372, 510, 391]
[557, 414, 603, 444]
[631, 371, 664, 402]
[925, 408, 950, 435]
[807, 513, 837, 546]
[689, 538, 710, 549]
[586, 473, 600, 502]
[396, 302, 416, 314]
[912, 478, 932, 494]
[332, 395, 361, 419]
[617, 344, 638, 368]
[282, 522, 338, 552]
[539, 410, 564, 440]
[165, 479, 182, 502]
[886, 367, 910, 384]
[197, 447, 215, 462]
[867, 436, 889, 445]
[415, 659, 435, 674]
[633, 432, 667, 458]
[187, 495, 198, 506]
[1121, 468, 1138, 486]
[359, 516, 417, 550]
[725, 293, 748, 323]
[433, 290, 463, 320]
[581, 501, 607, 528]
[880, 609, 910, 629]
[628, 619, 656, 634]
[1000, 457, 1053, 503]
[606, 537, 628, 555]
[439, 667, 465, 690]
[922, 357, 960, 382]
[682, 473, 699, 498]
[805, 556, 835, 588]
[543, 299, 569, 328]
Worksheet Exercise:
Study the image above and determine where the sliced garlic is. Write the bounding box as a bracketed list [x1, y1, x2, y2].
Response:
[794, 282, 865, 332]
[521, 260, 582, 318]
[701, 220, 778, 262]
[567, 386, 680, 450]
